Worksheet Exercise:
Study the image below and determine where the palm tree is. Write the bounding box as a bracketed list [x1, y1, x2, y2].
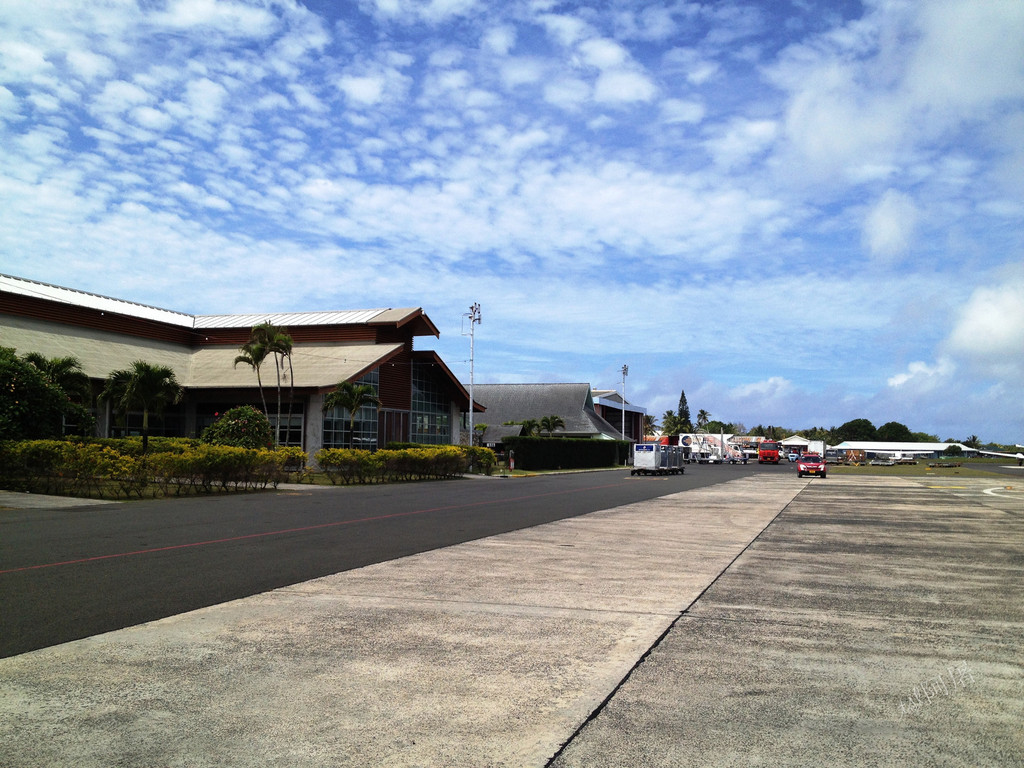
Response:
[22, 352, 92, 402]
[261, 324, 294, 444]
[519, 418, 540, 437]
[236, 322, 294, 443]
[100, 360, 183, 452]
[234, 338, 270, 418]
[696, 409, 711, 430]
[643, 414, 658, 438]
[323, 380, 380, 448]
[539, 414, 565, 437]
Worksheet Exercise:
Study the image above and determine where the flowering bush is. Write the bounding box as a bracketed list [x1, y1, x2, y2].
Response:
[201, 406, 274, 449]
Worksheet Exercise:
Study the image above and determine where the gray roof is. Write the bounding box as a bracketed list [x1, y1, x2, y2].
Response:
[478, 424, 525, 446]
[472, 383, 624, 440]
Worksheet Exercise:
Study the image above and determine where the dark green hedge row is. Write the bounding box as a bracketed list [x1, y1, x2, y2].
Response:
[502, 437, 630, 470]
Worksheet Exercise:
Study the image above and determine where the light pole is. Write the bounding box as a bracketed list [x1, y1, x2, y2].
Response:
[621, 364, 628, 440]
[464, 303, 481, 445]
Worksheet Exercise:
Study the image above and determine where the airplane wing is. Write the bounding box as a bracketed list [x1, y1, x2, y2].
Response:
[976, 448, 1024, 459]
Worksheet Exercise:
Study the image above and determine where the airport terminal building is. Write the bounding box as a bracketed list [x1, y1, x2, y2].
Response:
[0, 274, 480, 454]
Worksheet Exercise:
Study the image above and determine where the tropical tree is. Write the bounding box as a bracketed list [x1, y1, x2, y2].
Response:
[0, 347, 92, 439]
[643, 413, 658, 438]
[962, 435, 981, 449]
[677, 389, 692, 431]
[877, 421, 913, 442]
[473, 422, 488, 446]
[236, 322, 294, 444]
[99, 360, 183, 452]
[22, 352, 92, 403]
[519, 418, 540, 437]
[234, 336, 270, 418]
[836, 418, 877, 442]
[323, 380, 380, 448]
[539, 414, 565, 437]
[696, 409, 711, 429]
[661, 410, 682, 436]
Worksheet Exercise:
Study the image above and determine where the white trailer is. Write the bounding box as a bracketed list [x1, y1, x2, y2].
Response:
[631, 444, 686, 476]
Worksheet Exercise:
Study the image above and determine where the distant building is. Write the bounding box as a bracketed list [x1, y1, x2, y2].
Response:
[0, 273, 480, 454]
[471, 383, 627, 448]
[591, 389, 646, 443]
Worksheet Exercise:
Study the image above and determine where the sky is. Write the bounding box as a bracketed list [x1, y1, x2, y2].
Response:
[1, 0, 1023, 444]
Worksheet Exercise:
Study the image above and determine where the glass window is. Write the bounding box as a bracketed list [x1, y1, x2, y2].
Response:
[411, 362, 450, 445]
[322, 371, 379, 450]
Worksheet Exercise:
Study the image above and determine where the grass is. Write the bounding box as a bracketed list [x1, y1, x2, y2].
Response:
[829, 458, 1012, 479]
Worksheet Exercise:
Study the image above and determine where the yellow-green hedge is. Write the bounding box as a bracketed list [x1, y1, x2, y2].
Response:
[315, 445, 496, 484]
[0, 439, 308, 499]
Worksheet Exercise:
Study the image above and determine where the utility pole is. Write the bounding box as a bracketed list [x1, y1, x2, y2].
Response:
[464, 303, 481, 445]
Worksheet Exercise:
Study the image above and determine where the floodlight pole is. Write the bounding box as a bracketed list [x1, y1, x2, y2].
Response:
[621, 364, 629, 440]
[465, 303, 481, 445]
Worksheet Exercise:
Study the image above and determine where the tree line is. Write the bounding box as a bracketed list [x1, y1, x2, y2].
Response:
[646, 387, 999, 449]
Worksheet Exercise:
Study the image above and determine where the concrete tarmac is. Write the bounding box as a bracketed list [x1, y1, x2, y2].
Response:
[1, 474, 1022, 767]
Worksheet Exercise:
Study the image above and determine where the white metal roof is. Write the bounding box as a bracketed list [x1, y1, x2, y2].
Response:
[1, 273, 194, 327]
[833, 441, 972, 453]
[193, 310, 392, 328]
[1, 274, 410, 330]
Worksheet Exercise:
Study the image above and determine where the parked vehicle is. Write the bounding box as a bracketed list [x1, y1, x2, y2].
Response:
[797, 453, 827, 478]
[758, 440, 781, 464]
[632, 443, 686, 476]
[787, 452, 800, 462]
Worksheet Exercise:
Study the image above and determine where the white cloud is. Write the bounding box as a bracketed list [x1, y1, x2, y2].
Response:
[863, 189, 918, 260]
[662, 47, 719, 85]
[887, 359, 954, 390]
[594, 69, 656, 104]
[338, 74, 386, 106]
[500, 58, 545, 88]
[361, 0, 478, 24]
[131, 105, 173, 131]
[184, 77, 229, 122]
[659, 98, 705, 125]
[155, 0, 278, 38]
[704, 118, 777, 168]
[0, 41, 52, 79]
[944, 278, 1024, 377]
[578, 38, 629, 70]
[93, 80, 151, 114]
[66, 50, 116, 81]
[729, 376, 794, 400]
[482, 25, 516, 56]
[543, 78, 589, 109]
[539, 13, 591, 47]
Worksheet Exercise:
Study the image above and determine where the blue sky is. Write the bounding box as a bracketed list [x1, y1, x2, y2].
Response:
[2, 0, 1022, 443]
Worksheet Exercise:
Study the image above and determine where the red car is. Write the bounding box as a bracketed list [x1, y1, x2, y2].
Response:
[797, 453, 827, 478]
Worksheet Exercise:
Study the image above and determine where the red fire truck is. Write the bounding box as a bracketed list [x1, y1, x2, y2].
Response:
[758, 440, 782, 464]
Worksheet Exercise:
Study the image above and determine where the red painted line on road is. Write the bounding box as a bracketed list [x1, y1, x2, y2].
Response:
[0, 481, 628, 575]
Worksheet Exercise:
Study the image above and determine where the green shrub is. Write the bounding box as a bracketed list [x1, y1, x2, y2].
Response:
[201, 406, 274, 449]
[315, 448, 384, 485]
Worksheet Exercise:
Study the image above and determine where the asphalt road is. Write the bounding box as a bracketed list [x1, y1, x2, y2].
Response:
[1, 463, 785, 658]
